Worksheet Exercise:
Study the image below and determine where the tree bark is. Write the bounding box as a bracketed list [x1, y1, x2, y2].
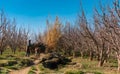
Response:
[13, 48, 16, 54]
[13, 49, 16, 54]
[80, 51, 84, 58]
[72, 51, 75, 58]
[98, 52, 107, 67]
[89, 51, 94, 61]
[117, 54, 120, 71]
[98, 49, 105, 67]
[97, 54, 100, 61]
[98, 59, 104, 67]
[0, 51, 3, 55]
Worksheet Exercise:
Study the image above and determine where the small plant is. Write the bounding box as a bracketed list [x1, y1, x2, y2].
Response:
[0, 68, 9, 74]
[7, 60, 17, 66]
[28, 70, 36, 74]
[65, 70, 84, 74]
[6, 65, 18, 70]
[94, 71, 102, 74]
[18, 59, 33, 67]
[39, 64, 45, 71]
[31, 66, 37, 71]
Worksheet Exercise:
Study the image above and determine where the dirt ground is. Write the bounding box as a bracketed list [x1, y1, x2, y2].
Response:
[9, 55, 42, 74]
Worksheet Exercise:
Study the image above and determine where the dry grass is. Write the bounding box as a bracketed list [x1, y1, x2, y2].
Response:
[0, 49, 119, 74]
[37, 57, 118, 74]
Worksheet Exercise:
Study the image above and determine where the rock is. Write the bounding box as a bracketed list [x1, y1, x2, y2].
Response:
[41, 52, 71, 69]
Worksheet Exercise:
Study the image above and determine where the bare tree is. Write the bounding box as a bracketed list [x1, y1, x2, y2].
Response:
[0, 10, 8, 55]
[17, 27, 29, 51]
[4, 18, 18, 54]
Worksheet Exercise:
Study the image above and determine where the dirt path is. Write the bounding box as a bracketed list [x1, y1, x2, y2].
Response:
[9, 59, 40, 74]
[9, 67, 31, 74]
[35, 65, 41, 74]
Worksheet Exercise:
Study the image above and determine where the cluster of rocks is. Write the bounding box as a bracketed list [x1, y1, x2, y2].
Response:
[41, 52, 71, 69]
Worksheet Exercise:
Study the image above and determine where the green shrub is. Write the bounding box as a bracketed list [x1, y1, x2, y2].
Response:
[0, 60, 8, 66]
[7, 60, 17, 66]
[0, 62, 7, 67]
[31, 66, 37, 71]
[6, 65, 18, 70]
[94, 71, 102, 74]
[0, 60, 17, 67]
[18, 52, 26, 57]
[0, 68, 9, 74]
[18, 59, 33, 67]
[39, 64, 45, 71]
[0, 56, 6, 60]
[65, 70, 84, 74]
[81, 63, 89, 69]
[28, 70, 36, 74]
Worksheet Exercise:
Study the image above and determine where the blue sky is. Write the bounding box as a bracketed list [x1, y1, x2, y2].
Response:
[0, 0, 114, 34]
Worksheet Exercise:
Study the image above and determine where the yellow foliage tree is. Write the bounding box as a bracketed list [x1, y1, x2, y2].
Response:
[44, 16, 61, 51]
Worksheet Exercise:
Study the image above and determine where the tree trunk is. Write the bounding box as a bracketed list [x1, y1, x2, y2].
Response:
[117, 54, 120, 71]
[72, 51, 75, 58]
[98, 50, 104, 67]
[89, 51, 94, 61]
[13, 49, 16, 54]
[11, 49, 15, 54]
[80, 51, 84, 58]
[13, 48, 16, 54]
[98, 59, 104, 67]
[97, 54, 100, 61]
[0, 51, 3, 55]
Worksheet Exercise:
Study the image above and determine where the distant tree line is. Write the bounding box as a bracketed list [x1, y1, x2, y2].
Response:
[0, 10, 29, 54]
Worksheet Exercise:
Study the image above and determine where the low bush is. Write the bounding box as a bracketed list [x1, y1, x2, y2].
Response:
[65, 70, 84, 74]
[18, 59, 34, 67]
[0, 62, 7, 67]
[28, 70, 36, 74]
[39, 64, 45, 71]
[94, 71, 102, 74]
[7, 60, 17, 66]
[0, 68, 9, 74]
[6, 65, 19, 70]
[31, 66, 37, 71]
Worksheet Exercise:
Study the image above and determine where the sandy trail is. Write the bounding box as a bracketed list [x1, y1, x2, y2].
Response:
[35, 65, 41, 74]
[9, 67, 31, 74]
[9, 59, 40, 74]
